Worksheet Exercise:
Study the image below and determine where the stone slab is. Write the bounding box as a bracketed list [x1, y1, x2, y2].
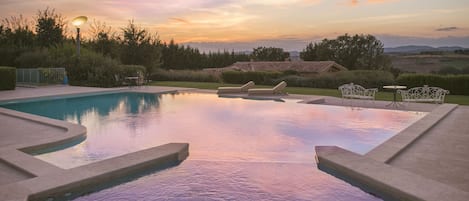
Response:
[366, 104, 457, 163]
[0, 160, 33, 186]
[0, 143, 188, 201]
[389, 105, 469, 192]
[316, 146, 469, 201]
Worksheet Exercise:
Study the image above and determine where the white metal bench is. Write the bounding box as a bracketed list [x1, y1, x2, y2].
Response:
[398, 85, 449, 104]
[338, 83, 378, 102]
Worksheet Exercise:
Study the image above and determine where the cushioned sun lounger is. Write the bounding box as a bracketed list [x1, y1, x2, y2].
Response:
[217, 81, 255, 94]
[247, 81, 287, 95]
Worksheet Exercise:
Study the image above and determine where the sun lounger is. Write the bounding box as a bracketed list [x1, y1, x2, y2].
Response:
[248, 81, 287, 95]
[217, 81, 255, 94]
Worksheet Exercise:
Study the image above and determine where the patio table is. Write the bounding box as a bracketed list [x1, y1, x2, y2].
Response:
[383, 85, 407, 108]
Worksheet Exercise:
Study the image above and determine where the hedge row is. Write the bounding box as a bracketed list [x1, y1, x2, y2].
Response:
[221, 70, 394, 89]
[279, 70, 394, 89]
[151, 69, 220, 83]
[221, 71, 283, 85]
[396, 74, 469, 95]
[0, 66, 16, 90]
[66, 53, 146, 87]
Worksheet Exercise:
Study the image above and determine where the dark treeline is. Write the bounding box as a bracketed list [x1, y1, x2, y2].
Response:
[1, 7, 393, 77]
[0, 8, 252, 75]
[85, 19, 251, 70]
[159, 40, 250, 69]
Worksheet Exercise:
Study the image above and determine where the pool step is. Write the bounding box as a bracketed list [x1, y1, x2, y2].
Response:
[315, 146, 469, 201]
[0, 143, 189, 201]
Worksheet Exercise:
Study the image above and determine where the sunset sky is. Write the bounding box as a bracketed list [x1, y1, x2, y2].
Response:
[1, 0, 468, 51]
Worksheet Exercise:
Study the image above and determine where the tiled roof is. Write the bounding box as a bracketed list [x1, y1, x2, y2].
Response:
[205, 61, 348, 73]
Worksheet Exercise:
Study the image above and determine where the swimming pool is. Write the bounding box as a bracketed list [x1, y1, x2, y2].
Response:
[1, 92, 425, 200]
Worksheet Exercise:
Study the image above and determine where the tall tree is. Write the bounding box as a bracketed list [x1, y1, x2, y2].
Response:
[300, 34, 390, 70]
[251, 46, 289, 61]
[120, 20, 162, 77]
[0, 15, 36, 66]
[35, 8, 65, 47]
[89, 20, 118, 58]
[0, 15, 35, 47]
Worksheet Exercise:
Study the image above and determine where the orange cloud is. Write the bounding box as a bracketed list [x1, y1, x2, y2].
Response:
[349, 0, 359, 6]
[369, 0, 396, 3]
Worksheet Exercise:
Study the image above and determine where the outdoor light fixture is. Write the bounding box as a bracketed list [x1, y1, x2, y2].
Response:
[72, 16, 88, 57]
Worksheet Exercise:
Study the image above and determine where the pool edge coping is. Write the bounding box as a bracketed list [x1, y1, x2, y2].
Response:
[0, 143, 189, 201]
[365, 103, 458, 163]
[315, 146, 469, 201]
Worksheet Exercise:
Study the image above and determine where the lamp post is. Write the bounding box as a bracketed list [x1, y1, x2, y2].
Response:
[72, 16, 88, 57]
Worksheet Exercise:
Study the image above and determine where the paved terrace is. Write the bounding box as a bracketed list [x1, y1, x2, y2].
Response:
[0, 85, 468, 200]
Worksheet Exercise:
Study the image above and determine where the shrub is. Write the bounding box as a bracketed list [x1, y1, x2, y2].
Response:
[0, 66, 16, 90]
[221, 71, 283, 85]
[15, 49, 52, 68]
[282, 69, 300, 76]
[0, 47, 26, 67]
[48, 42, 83, 67]
[151, 69, 220, 82]
[276, 75, 313, 87]
[396, 73, 469, 95]
[66, 51, 122, 87]
[275, 70, 394, 89]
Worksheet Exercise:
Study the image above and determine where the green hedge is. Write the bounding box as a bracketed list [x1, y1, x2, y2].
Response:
[66, 53, 120, 87]
[396, 74, 469, 95]
[221, 71, 283, 85]
[0, 66, 16, 90]
[66, 52, 147, 87]
[151, 69, 220, 82]
[66, 52, 148, 87]
[275, 70, 394, 89]
[15, 49, 52, 68]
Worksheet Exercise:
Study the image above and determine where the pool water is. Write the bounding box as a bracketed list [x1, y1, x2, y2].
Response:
[1, 92, 425, 200]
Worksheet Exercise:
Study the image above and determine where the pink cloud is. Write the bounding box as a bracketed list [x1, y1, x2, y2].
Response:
[345, 0, 397, 6]
[169, 17, 191, 25]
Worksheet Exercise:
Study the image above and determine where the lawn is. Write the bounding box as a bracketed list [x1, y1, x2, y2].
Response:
[149, 81, 469, 105]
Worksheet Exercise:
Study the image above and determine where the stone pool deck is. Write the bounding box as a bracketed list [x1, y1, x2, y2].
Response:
[0, 85, 468, 200]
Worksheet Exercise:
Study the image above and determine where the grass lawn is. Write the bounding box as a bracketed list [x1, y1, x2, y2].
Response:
[149, 81, 469, 105]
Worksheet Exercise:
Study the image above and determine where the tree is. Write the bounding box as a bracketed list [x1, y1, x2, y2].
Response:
[89, 20, 119, 58]
[0, 15, 35, 48]
[0, 15, 36, 66]
[35, 8, 65, 47]
[251, 46, 289, 61]
[120, 20, 162, 77]
[300, 34, 390, 70]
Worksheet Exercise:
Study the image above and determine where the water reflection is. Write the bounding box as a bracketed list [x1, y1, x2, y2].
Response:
[3, 92, 161, 124]
[76, 160, 380, 201]
[1, 92, 425, 168]
[2, 92, 426, 200]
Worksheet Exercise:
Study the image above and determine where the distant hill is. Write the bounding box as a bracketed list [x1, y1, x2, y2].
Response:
[384, 45, 467, 53]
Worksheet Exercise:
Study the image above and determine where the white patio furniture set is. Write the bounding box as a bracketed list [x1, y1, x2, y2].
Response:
[338, 83, 449, 106]
[338, 83, 378, 102]
[398, 85, 449, 104]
